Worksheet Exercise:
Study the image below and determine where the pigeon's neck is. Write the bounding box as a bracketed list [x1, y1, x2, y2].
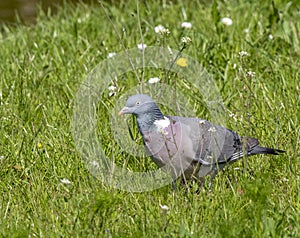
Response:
[136, 107, 164, 134]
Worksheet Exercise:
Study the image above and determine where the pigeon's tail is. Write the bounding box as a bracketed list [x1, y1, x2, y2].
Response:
[249, 146, 285, 156]
[245, 137, 285, 156]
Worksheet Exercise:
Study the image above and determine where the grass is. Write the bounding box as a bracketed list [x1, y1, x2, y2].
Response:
[0, 0, 299, 237]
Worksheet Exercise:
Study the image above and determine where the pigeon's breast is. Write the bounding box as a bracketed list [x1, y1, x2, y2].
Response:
[143, 120, 196, 175]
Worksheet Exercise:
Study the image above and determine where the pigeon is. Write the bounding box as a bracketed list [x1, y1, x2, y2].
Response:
[118, 94, 285, 183]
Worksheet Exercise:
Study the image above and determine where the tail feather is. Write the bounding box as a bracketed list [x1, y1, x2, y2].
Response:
[250, 146, 285, 156]
[244, 137, 285, 156]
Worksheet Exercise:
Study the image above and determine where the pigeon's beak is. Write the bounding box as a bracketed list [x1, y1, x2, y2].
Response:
[118, 106, 129, 116]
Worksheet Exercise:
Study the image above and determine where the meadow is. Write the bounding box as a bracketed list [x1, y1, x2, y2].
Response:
[0, 0, 299, 237]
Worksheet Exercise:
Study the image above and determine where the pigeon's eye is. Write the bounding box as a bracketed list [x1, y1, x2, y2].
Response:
[136, 101, 141, 106]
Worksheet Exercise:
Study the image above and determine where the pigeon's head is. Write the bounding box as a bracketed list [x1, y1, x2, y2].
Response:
[118, 94, 161, 117]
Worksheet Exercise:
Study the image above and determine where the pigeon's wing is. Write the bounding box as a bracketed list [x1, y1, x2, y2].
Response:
[170, 116, 243, 165]
[168, 116, 246, 178]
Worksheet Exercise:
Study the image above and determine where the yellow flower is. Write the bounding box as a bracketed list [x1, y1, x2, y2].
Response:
[37, 142, 43, 149]
[176, 57, 187, 67]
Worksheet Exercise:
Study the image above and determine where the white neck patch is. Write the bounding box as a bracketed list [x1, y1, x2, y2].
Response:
[153, 116, 170, 135]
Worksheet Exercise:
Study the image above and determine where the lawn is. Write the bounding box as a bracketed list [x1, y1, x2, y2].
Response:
[0, 0, 299, 237]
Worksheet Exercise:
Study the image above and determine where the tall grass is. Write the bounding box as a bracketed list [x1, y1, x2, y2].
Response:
[0, 0, 299, 237]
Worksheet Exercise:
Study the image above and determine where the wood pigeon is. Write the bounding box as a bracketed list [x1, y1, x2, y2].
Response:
[118, 94, 285, 182]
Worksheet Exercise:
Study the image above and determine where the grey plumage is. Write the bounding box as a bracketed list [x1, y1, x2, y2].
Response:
[119, 94, 285, 182]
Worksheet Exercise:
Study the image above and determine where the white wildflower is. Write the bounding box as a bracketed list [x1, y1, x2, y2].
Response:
[239, 51, 250, 57]
[181, 22, 192, 29]
[161, 28, 170, 35]
[60, 178, 71, 185]
[246, 71, 256, 78]
[208, 127, 216, 133]
[154, 24, 170, 35]
[148, 77, 160, 84]
[159, 204, 170, 211]
[137, 43, 147, 51]
[229, 113, 237, 121]
[107, 52, 116, 58]
[269, 34, 273, 40]
[154, 25, 165, 34]
[108, 85, 117, 97]
[0, 155, 4, 160]
[244, 28, 250, 33]
[221, 17, 233, 26]
[108, 85, 116, 91]
[181, 36, 192, 44]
